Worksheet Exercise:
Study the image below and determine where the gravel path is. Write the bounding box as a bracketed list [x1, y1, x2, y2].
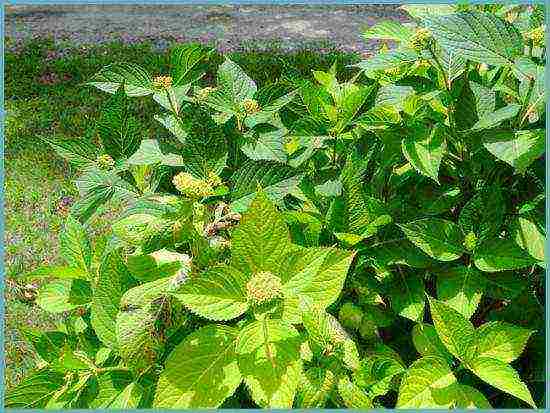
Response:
[6, 5, 410, 53]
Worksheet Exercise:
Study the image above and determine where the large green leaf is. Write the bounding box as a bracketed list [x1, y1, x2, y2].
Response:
[436, 266, 485, 319]
[23, 265, 88, 280]
[84, 371, 136, 408]
[230, 161, 304, 212]
[59, 215, 92, 273]
[471, 104, 521, 131]
[174, 265, 248, 321]
[411, 323, 453, 364]
[424, 11, 524, 66]
[476, 321, 533, 363]
[402, 124, 447, 183]
[241, 128, 287, 163]
[473, 238, 535, 272]
[154, 325, 241, 408]
[5, 369, 66, 408]
[362, 20, 414, 43]
[41, 135, 98, 168]
[468, 357, 535, 407]
[170, 43, 212, 86]
[296, 367, 336, 407]
[36, 279, 92, 313]
[388, 273, 425, 321]
[91, 250, 133, 349]
[88, 63, 154, 96]
[396, 356, 457, 408]
[513, 216, 545, 262]
[337, 375, 373, 408]
[356, 50, 419, 79]
[236, 319, 302, 408]
[482, 129, 544, 172]
[97, 85, 142, 159]
[452, 384, 491, 408]
[21, 329, 68, 363]
[428, 297, 476, 362]
[398, 218, 465, 261]
[375, 85, 415, 112]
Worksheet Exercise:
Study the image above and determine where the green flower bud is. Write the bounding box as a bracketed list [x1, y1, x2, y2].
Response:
[526, 26, 545, 48]
[242, 98, 260, 114]
[478, 63, 489, 75]
[206, 170, 222, 187]
[338, 302, 363, 330]
[246, 271, 283, 305]
[409, 28, 433, 51]
[463, 231, 478, 251]
[97, 154, 115, 169]
[172, 172, 214, 198]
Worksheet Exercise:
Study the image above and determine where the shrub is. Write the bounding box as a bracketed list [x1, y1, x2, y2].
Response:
[6, 4, 545, 409]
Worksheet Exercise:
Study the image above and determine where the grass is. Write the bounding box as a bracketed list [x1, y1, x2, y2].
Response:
[4, 37, 362, 388]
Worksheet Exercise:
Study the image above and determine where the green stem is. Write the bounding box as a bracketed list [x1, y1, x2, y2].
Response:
[166, 89, 178, 115]
[95, 366, 130, 374]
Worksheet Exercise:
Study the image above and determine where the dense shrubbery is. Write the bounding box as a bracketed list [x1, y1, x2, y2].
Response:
[6, 4, 546, 409]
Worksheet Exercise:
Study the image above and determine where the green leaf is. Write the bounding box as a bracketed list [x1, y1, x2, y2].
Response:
[36, 279, 92, 313]
[59, 215, 92, 273]
[23, 265, 88, 280]
[109, 382, 142, 408]
[236, 319, 302, 408]
[471, 104, 521, 131]
[231, 190, 291, 275]
[451, 384, 491, 408]
[174, 265, 248, 321]
[401, 4, 456, 19]
[424, 12, 524, 66]
[375, 85, 415, 112]
[368, 240, 433, 269]
[297, 367, 336, 408]
[402, 124, 447, 183]
[170, 43, 212, 86]
[337, 375, 373, 408]
[476, 321, 533, 363]
[91, 250, 133, 349]
[155, 113, 187, 144]
[362, 20, 414, 43]
[513, 216, 545, 262]
[398, 218, 465, 261]
[5, 369, 66, 408]
[41, 135, 98, 168]
[396, 356, 457, 408]
[482, 129, 544, 172]
[468, 357, 536, 407]
[428, 297, 476, 362]
[230, 161, 304, 212]
[411, 323, 453, 364]
[241, 128, 287, 163]
[88, 63, 154, 96]
[97, 84, 142, 159]
[154, 325, 241, 408]
[459, 185, 504, 243]
[473, 238, 535, 272]
[355, 105, 401, 131]
[21, 329, 68, 363]
[127, 139, 183, 167]
[436, 266, 485, 319]
[127, 249, 190, 282]
[388, 273, 425, 321]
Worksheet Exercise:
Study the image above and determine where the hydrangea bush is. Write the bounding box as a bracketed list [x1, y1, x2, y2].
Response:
[7, 4, 546, 409]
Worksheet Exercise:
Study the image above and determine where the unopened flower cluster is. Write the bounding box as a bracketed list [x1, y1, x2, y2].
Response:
[172, 171, 222, 199]
[242, 98, 261, 114]
[153, 75, 173, 90]
[97, 154, 115, 169]
[246, 271, 283, 305]
[410, 28, 433, 51]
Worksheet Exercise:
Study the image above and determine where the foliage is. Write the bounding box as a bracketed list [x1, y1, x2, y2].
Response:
[6, 4, 546, 409]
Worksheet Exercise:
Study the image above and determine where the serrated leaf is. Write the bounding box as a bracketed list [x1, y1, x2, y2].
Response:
[23, 265, 88, 280]
[127, 139, 183, 167]
[424, 12, 524, 66]
[401, 4, 456, 19]
[428, 297, 476, 362]
[174, 265, 248, 321]
[459, 185, 504, 243]
[236, 319, 302, 408]
[412, 323, 453, 364]
[170, 43, 212, 86]
[396, 356, 457, 408]
[83, 371, 135, 408]
[483, 129, 545, 172]
[388, 273, 425, 321]
[375, 84, 415, 112]
[36, 279, 92, 313]
[451, 384, 491, 408]
[513, 216, 545, 262]
[97, 85, 142, 159]
[241, 128, 287, 163]
[471, 104, 521, 131]
[297, 367, 336, 408]
[436, 266, 485, 319]
[5, 369, 66, 408]
[468, 357, 535, 407]
[109, 382, 142, 408]
[476, 321, 533, 363]
[91, 250, 133, 349]
[337, 375, 373, 408]
[473, 238, 535, 272]
[357, 50, 418, 79]
[21, 329, 68, 363]
[41, 135, 98, 168]
[59, 215, 92, 273]
[362, 20, 414, 43]
[154, 325, 241, 408]
[398, 218, 465, 261]
[402, 124, 447, 183]
[230, 161, 304, 212]
[88, 63, 154, 96]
